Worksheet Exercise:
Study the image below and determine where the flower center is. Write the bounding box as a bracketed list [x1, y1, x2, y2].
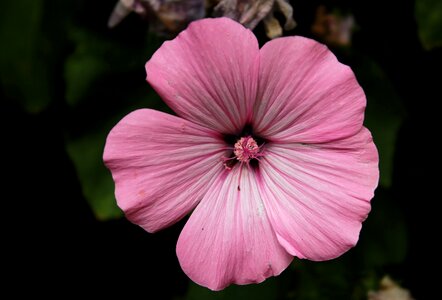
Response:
[233, 136, 260, 163]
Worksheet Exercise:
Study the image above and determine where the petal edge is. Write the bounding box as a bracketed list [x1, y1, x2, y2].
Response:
[104, 109, 226, 232]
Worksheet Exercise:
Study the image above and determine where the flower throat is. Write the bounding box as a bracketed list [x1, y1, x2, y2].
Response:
[222, 124, 265, 170]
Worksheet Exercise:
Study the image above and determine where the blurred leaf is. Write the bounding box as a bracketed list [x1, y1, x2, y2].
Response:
[0, 0, 72, 113]
[65, 27, 155, 107]
[63, 11, 167, 219]
[415, 0, 442, 50]
[355, 58, 406, 188]
[182, 278, 279, 300]
[65, 42, 110, 107]
[66, 130, 122, 220]
[356, 189, 408, 268]
[291, 259, 354, 300]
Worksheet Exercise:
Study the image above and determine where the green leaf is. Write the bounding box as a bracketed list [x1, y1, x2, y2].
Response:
[63, 18, 166, 219]
[0, 0, 72, 113]
[66, 129, 123, 220]
[415, 0, 442, 50]
[64, 27, 159, 107]
[291, 259, 353, 300]
[182, 278, 279, 300]
[356, 188, 408, 268]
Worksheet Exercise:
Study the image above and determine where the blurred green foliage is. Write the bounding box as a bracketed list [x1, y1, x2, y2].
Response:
[63, 24, 156, 219]
[415, 0, 442, 49]
[64, 28, 165, 219]
[0, 0, 71, 112]
[66, 130, 122, 219]
[64, 27, 155, 107]
[0, 0, 50, 112]
[182, 278, 279, 300]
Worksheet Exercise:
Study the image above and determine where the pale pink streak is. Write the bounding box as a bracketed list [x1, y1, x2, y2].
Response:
[253, 36, 366, 143]
[145, 18, 259, 134]
[103, 109, 227, 232]
[176, 166, 293, 291]
[257, 128, 378, 260]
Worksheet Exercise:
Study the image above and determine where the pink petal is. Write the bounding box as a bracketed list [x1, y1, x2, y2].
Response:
[103, 109, 226, 233]
[258, 128, 379, 260]
[176, 166, 293, 291]
[145, 18, 259, 134]
[253, 36, 366, 143]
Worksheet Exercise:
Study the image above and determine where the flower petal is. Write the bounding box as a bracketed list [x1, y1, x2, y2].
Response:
[145, 18, 259, 134]
[254, 36, 366, 143]
[103, 109, 226, 233]
[176, 166, 293, 291]
[258, 128, 379, 260]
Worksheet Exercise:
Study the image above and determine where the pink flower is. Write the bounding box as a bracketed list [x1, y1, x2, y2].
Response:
[103, 18, 379, 290]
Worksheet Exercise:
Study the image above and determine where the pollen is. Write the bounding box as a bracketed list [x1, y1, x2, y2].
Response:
[234, 136, 261, 163]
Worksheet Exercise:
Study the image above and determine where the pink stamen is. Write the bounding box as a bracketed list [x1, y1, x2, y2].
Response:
[222, 136, 263, 170]
[233, 136, 261, 163]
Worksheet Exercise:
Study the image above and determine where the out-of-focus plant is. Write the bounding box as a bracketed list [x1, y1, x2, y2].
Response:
[415, 0, 442, 49]
[108, 0, 296, 38]
[212, 0, 296, 38]
[368, 276, 415, 300]
[108, 0, 205, 34]
[311, 5, 355, 47]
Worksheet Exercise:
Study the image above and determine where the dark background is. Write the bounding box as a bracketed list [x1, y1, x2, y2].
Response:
[2, 0, 440, 298]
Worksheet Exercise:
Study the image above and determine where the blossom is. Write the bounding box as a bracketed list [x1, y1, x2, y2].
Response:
[103, 18, 379, 290]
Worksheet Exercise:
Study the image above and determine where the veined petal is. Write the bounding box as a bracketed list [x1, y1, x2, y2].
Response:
[177, 166, 293, 291]
[146, 18, 259, 134]
[257, 128, 379, 260]
[254, 36, 366, 143]
[103, 109, 226, 233]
